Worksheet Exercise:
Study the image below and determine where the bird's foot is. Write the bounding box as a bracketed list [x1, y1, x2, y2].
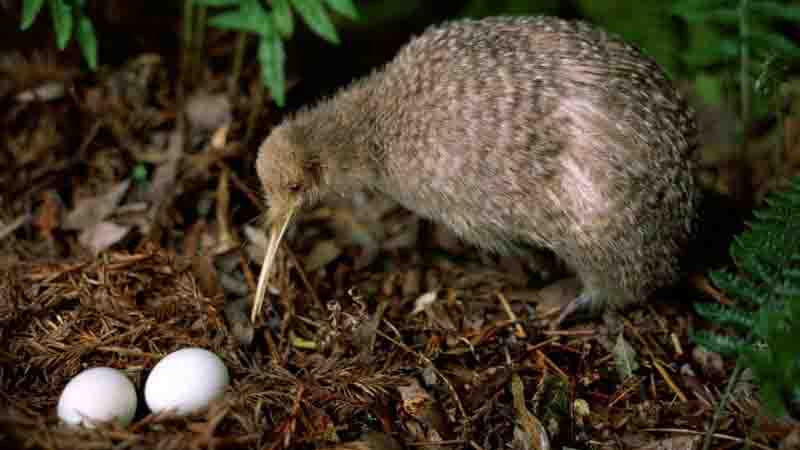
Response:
[552, 290, 599, 329]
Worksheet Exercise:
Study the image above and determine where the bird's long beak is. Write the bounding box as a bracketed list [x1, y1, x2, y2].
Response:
[250, 206, 296, 322]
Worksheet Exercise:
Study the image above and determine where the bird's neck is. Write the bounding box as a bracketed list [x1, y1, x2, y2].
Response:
[291, 78, 382, 196]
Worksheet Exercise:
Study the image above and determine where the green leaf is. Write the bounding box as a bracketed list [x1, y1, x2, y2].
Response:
[75, 15, 97, 70]
[132, 164, 149, 182]
[323, 0, 358, 20]
[694, 301, 755, 331]
[612, 333, 638, 381]
[258, 33, 286, 107]
[672, 6, 739, 24]
[671, 0, 731, 12]
[271, 0, 294, 37]
[208, 10, 253, 32]
[751, 1, 800, 21]
[690, 330, 748, 356]
[20, 0, 46, 30]
[48, 0, 73, 50]
[191, 0, 241, 5]
[208, 0, 273, 35]
[694, 73, 724, 105]
[710, 269, 765, 306]
[290, 0, 339, 43]
[682, 39, 739, 69]
[747, 31, 800, 59]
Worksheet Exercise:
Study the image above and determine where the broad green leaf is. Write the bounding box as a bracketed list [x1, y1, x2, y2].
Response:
[748, 31, 800, 58]
[48, 0, 73, 50]
[672, 7, 739, 24]
[208, 0, 273, 35]
[682, 41, 739, 69]
[76, 14, 97, 70]
[258, 32, 286, 107]
[670, 0, 734, 18]
[751, 1, 800, 21]
[323, 0, 358, 20]
[290, 0, 339, 43]
[192, 0, 241, 5]
[20, 0, 46, 30]
[208, 10, 252, 32]
[671, 0, 731, 11]
[694, 73, 724, 105]
[271, 0, 294, 37]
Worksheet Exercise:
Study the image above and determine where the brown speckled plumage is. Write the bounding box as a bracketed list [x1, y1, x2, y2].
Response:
[254, 16, 701, 321]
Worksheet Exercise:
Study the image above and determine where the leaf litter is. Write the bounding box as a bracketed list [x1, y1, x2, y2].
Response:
[1, 11, 798, 450]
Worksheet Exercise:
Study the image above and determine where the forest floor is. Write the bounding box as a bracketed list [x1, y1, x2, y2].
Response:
[2, 6, 800, 450]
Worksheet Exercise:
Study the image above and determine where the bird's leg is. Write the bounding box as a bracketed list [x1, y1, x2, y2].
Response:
[553, 290, 598, 328]
[552, 285, 625, 338]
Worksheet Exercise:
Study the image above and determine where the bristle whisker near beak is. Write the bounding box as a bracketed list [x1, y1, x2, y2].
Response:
[250, 206, 296, 323]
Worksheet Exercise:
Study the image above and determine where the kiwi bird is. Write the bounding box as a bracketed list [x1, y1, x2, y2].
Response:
[251, 16, 701, 324]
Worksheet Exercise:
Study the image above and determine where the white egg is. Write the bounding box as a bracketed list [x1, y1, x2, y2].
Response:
[144, 347, 229, 416]
[57, 367, 138, 428]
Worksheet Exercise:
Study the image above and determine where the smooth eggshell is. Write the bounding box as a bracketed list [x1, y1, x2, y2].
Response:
[144, 347, 229, 416]
[57, 367, 138, 428]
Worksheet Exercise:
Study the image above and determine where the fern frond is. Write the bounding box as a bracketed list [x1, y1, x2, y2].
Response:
[709, 270, 765, 306]
[695, 175, 800, 418]
[694, 301, 755, 331]
[691, 330, 751, 356]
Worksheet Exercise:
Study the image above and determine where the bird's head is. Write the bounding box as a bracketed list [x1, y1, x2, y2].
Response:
[251, 123, 323, 321]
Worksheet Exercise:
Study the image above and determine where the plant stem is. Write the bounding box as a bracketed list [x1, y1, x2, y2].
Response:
[192, 5, 207, 84]
[773, 82, 786, 179]
[228, 32, 249, 99]
[182, 0, 195, 88]
[702, 360, 744, 450]
[245, 70, 266, 146]
[739, 0, 751, 158]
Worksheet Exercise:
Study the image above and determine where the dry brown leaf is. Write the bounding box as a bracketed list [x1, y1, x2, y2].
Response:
[191, 254, 222, 298]
[691, 346, 725, 379]
[511, 373, 550, 450]
[0, 213, 30, 240]
[78, 221, 131, 255]
[634, 435, 700, 450]
[397, 379, 451, 441]
[412, 291, 438, 315]
[33, 190, 61, 237]
[243, 224, 268, 266]
[318, 432, 402, 450]
[402, 268, 422, 297]
[15, 81, 66, 103]
[63, 179, 131, 230]
[185, 92, 232, 133]
[223, 297, 254, 346]
[145, 131, 182, 223]
[780, 426, 800, 450]
[329, 207, 381, 269]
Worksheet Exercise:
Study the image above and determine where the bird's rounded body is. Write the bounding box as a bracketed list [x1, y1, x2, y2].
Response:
[256, 16, 701, 319]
